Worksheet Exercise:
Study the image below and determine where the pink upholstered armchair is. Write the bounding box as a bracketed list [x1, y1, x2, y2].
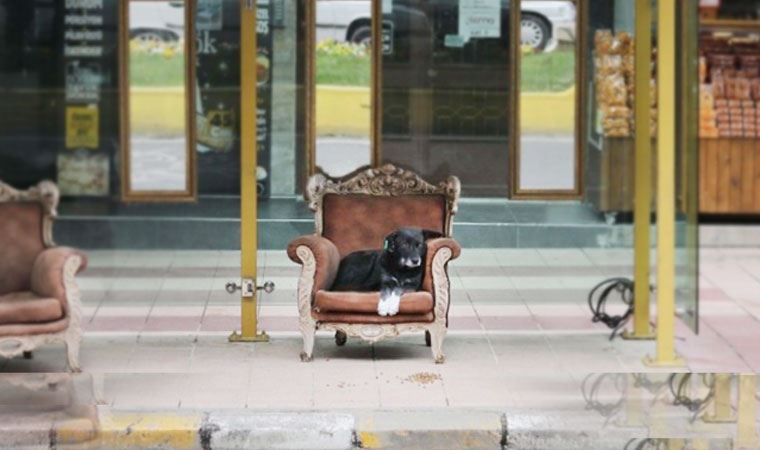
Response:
[0, 180, 87, 372]
[287, 164, 461, 363]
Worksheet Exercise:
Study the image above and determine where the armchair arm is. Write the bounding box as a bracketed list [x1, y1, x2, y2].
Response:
[422, 237, 460, 294]
[30, 247, 88, 313]
[287, 235, 340, 292]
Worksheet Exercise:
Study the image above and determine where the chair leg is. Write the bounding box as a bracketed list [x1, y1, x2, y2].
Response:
[428, 325, 446, 364]
[425, 331, 431, 347]
[66, 335, 82, 373]
[300, 324, 316, 362]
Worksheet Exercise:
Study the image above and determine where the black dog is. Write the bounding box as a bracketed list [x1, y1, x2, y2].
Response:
[331, 228, 442, 316]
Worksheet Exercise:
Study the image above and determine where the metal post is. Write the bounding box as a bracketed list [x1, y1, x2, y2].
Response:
[644, 0, 684, 367]
[230, 0, 269, 343]
[736, 374, 759, 448]
[624, 0, 655, 340]
[702, 373, 735, 423]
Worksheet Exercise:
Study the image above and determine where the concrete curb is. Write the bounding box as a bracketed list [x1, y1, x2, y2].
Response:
[45, 408, 508, 449]
[355, 410, 506, 450]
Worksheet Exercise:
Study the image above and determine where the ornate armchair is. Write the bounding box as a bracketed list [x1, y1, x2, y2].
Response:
[287, 165, 461, 363]
[0, 180, 87, 372]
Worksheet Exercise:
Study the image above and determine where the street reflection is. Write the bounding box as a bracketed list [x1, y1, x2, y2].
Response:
[0, 372, 757, 448]
[572, 373, 759, 449]
[0, 373, 100, 447]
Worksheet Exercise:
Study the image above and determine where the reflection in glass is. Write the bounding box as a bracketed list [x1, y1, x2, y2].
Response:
[381, 0, 510, 196]
[518, 0, 577, 191]
[314, 0, 372, 176]
[675, 0, 700, 332]
[127, 0, 189, 192]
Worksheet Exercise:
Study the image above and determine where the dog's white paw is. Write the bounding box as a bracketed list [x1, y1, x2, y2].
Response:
[377, 299, 390, 316]
[387, 292, 401, 316]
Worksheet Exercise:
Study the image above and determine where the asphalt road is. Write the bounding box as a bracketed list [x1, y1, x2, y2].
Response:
[130, 135, 576, 192]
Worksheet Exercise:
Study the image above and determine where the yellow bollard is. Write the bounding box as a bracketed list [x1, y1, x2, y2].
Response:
[229, 0, 269, 343]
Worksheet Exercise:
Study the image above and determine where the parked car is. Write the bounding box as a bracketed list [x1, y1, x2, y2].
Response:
[316, 0, 576, 51]
[129, 1, 185, 43]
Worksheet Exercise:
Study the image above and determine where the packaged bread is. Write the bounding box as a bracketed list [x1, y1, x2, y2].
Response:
[617, 32, 633, 55]
[734, 78, 751, 99]
[595, 30, 614, 54]
[699, 56, 708, 83]
[709, 53, 736, 69]
[623, 55, 635, 78]
[739, 54, 760, 69]
[599, 75, 627, 106]
[595, 55, 623, 76]
[713, 75, 726, 98]
[603, 105, 631, 119]
[752, 79, 760, 99]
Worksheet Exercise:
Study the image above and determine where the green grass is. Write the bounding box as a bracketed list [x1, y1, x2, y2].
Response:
[520, 50, 576, 92]
[127, 46, 572, 92]
[316, 51, 371, 87]
[130, 51, 185, 87]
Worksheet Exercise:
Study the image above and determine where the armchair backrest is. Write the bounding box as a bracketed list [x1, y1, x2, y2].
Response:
[306, 165, 460, 258]
[0, 181, 58, 295]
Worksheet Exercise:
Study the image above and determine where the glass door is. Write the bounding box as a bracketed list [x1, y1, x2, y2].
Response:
[120, 0, 197, 201]
[675, 0, 699, 332]
[515, 0, 580, 196]
[379, 0, 512, 196]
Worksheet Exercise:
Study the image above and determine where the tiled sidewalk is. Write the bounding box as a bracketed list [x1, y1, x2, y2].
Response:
[2, 248, 760, 410]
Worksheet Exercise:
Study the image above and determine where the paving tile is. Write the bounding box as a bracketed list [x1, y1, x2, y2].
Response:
[247, 367, 314, 409]
[108, 373, 185, 409]
[313, 365, 380, 409]
[537, 248, 595, 267]
[180, 372, 250, 409]
[376, 365, 448, 408]
[153, 289, 211, 306]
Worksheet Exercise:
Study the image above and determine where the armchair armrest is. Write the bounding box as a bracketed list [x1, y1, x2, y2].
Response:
[30, 247, 88, 312]
[287, 235, 340, 292]
[422, 237, 460, 294]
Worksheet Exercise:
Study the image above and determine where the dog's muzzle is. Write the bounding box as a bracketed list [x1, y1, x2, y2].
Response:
[402, 258, 422, 268]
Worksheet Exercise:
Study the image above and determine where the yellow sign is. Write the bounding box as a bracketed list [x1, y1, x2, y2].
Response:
[66, 105, 99, 149]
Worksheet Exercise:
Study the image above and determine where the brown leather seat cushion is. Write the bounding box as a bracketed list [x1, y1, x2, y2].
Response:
[314, 290, 434, 315]
[312, 311, 434, 324]
[0, 292, 64, 325]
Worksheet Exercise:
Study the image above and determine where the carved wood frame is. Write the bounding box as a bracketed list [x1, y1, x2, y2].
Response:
[296, 164, 460, 363]
[0, 180, 84, 372]
[305, 164, 461, 237]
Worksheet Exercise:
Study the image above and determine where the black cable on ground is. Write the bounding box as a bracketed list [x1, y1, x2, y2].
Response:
[580, 373, 626, 425]
[588, 277, 635, 340]
[668, 373, 714, 422]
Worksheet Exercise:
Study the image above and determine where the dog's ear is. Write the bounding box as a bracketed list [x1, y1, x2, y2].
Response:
[383, 231, 399, 252]
[421, 229, 443, 241]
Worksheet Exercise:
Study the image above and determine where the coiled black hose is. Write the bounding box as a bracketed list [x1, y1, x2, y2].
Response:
[588, 277, 635, 340]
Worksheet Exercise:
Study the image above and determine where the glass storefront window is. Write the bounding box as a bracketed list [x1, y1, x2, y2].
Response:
[313, 0, 372, 177]
[517, 0, 578, 193]
[380, 0, 511, 196]
[124, 0, 194, 197]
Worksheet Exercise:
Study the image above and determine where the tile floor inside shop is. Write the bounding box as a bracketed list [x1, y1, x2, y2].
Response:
[2, 248, 760, 410]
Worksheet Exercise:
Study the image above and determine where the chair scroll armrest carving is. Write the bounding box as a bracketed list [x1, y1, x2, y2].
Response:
[287, 235, 340, 293]
[287, 235, 340, 362]
[29, 247, 88, 372]
[423, 237, 461, 322]
[31, 247, 88, 309]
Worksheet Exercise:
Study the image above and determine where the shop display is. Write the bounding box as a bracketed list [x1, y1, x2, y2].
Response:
[593, 30, 657, 138]
[699, 34, 760, 138]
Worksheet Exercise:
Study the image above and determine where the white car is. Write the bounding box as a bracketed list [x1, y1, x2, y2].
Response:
[316, 0, 576, 51]
[129, 1, 185, 43]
